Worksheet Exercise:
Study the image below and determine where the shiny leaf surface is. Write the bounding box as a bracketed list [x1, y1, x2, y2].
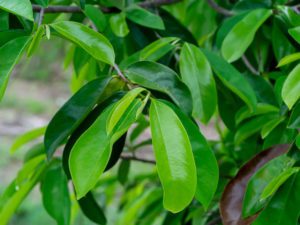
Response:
[0, 0, 33, 21]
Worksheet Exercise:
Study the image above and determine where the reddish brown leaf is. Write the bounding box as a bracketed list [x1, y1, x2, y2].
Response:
[220, 144, 289, 225]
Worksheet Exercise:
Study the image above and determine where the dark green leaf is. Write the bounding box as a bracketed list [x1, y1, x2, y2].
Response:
[125, 61, 193, 115]
[288, 102, 300, 129]
[41, 164, 70, 225]
[117, 160, 130, 185]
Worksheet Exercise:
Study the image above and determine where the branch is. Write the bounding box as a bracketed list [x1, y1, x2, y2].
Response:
[120, 154, 156, 164]
[32, 0, 183, 13]
[206, 0, 234, 16]
[242, 55, 259, 75]
[38, 7, 45, 26]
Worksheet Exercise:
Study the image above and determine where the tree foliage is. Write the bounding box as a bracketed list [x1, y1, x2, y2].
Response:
[0, 0, 300, 224]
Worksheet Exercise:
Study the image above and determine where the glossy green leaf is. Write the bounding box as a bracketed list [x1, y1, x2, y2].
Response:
[70, 89, 146, 198]
[50, 21, 115, 65]
[202, 49, 257, 112]
[27, 26, 45, 57]
[252, 172, 300, 225]
[179, 43, 217, 123]
[149, 99, 196, 213]
[0, 11, 8, 31]
[41, 164, 70, 225]
[288, 102, 300, 129]
[35, 0, 49, 7]
[277, 52, 300, 67]
[260, 167, 299, 201]
[78, 192, 106, 224]
[126, 5, 164, 30]
[0, 36, 30, 101]
[44, 77, 113, 159]
[109, 13, 129, 37]
[221, 9, 272, 62]
[84, 4, 107, 32]
[125, 61, 193, 115]
[288, 26, 300, 44]
[281, 63, 300, 109]
[163, 100, 219, 209]
[0, 0, 33, 21]
[242, 154, 295, 217]
[10, 126, 46, 153]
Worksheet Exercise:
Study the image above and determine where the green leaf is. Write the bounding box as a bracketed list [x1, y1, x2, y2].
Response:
[0, 11, 9, 31]
[179, 43, 217, 123]
[125, 61, 193, 115]
[84, 4, 107, 32]
[242, 154, 295, 217]
[288, 26, 300, 44]
[288, 102, 300, 129]
[281, 63, 300, 109]
[252, 172, 300, 225]
[0, 161, 47, 224]
[78, 192, 106, 225]
[296, 134, 300, 149]
[50, 21, 115, 65]
[277, 52, 300, 67]
[163, 100, 219, 209]
[41, 164, 70, 225]
[261, 116, 285, 139]
[109, 13, 129, 37]
[202, 49, 257, 112]
[260, 167, 299, 201]
[221, 9, 272, 62]
[0, 0, 33, 21]
[126, 5, 164, 30]
[117, 160, 130, 185]
[35, 0, 49, 7]
[0, 36, 30, 101]
[10, 126, 46, 153]
[27, 26, 45, 57]
[149, 99, 196, 213]
[44, 77, 113, 159]
[235, 113, 279, 144]
[69, 89, 146, 198]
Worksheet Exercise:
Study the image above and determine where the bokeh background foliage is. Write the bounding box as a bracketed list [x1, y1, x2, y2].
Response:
[0, 0, 300, 225]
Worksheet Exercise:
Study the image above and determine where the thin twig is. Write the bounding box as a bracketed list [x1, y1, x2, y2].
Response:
[206, 0, 233, 16]
[38, 7, 45, 26]
[32, 0, 183, 13]
[242, 55, 259, 75]
[113, 64, 131, 84]
[120, 154, 156, 164]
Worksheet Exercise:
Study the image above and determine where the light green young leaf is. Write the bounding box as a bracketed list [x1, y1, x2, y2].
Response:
[126, 5, 164, 30]
[260, 167, 299, 201]
[0, 36, 30, 101]
[277, 52, 300, 67]
[180, 43, 217, 123]
[50, 21, 115, 65]
[202, 49, 257, 112]
[0, 0, 33, 21]
[27, 26, 45, 57]
[109, 13, 129, 37]
[221, 9, 272, 62]
[149, 99, 197, 213]
[281, 63, 300, 109]
[10, 126, 46, 153]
